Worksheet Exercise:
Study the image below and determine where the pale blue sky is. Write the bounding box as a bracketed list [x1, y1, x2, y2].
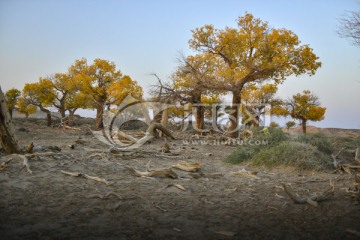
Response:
[0, 0, 359, 128]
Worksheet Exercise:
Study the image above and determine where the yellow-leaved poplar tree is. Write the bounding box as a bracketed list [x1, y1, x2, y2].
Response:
[172, 53, 221, 131]
[287, 90, 326, 134]
[76, 58, 143, 129]
[5, 88, 21, 118]
[189, 13, 321, 137]
[17, 97, 37, 119]
[22, 79, 56, 126]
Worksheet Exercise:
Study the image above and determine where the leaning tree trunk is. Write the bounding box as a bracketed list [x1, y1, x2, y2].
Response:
[96, 103, 104, 130]
[0, 87, 20, 154]
[228, 90, 241, 138]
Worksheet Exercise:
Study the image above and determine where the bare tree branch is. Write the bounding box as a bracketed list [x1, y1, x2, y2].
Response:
[337, 10, 360, 46]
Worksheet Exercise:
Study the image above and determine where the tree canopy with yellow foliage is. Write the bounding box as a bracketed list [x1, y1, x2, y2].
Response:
[5, 88, 21, 118]
[171, 53, 222, 131]
[278, 90, 326, 134]
[189, 13, 321, 136]
[75, 58, 143, 129]
[17, 97, 36, 119]
[22, 79, 56, 126]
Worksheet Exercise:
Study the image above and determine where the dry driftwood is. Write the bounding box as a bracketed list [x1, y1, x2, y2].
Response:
[331, 147, 360, 173]
[61, 170, 111, 185]
[127, 160, 178, 178]
[127, 166, 178, 179]
[230, 169, 259, 179]
[63, 125, 81, 131]
[107, 122, 176, 151]
[331, 147, 346, 169]
[171, 161, 202, 172]
[117, 131, 138, 143]
[282, 179, 334, 206]
[167, 183, 186, 191]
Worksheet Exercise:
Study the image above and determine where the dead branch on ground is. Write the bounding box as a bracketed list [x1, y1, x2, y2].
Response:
[117, 131, 138, 143]
[171, 161, 202, 172]
[127, 166, 178, 179]
[127, 160, 178, 178]
[282, 179, 334, 206]
[331, 147, 360, 173]
[63, 125, 81, 131]
[331, 147, 347, 169]
[61, 170, 111, 185]
[167, 183, 186, 191]
[230, 169, 259, 179]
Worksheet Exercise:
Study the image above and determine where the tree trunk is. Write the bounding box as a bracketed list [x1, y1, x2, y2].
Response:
[9, 109, 13, 119]
[68, 109, 76, 126]
[46, 111, 52, 127]
[228, 90, 241, 137]
[302, 119, 307, 135]
[193, 94, 204, 133]
[96, 103, 104, 130]
[194, 105, 205, 133]
[39, 106, 52, 127]
[0, 88, 20, 154]
[59, 107, 66, 119]
[211, 105, 220, 131]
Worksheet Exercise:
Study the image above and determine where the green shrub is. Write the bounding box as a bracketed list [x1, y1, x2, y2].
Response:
[295, 133, 333, 154]
[251, 141, 331, 170]
[266, 127, 290, 145]
[225, 145, 259, 164]
[225, 127, 289, 164]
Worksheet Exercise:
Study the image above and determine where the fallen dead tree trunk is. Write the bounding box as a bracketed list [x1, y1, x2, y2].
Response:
[282, 179, 334, 206]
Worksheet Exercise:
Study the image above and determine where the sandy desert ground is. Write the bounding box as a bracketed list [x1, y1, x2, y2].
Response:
[0, 118, 359, 240]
